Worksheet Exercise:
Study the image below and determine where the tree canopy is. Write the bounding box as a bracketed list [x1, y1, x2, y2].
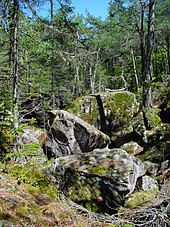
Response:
[0, 0, 169, 131]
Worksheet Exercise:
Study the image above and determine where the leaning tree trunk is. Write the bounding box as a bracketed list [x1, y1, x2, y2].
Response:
[92, 94, 107, 134]
[143, 0, 155, 108]
[12, 0, 19, 152]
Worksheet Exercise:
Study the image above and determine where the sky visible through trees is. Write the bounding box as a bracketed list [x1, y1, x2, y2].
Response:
[0, 0, 169, 142]
[71, 0, 109, 19]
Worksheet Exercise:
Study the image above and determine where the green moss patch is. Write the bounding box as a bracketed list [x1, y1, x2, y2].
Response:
[66, 91, 139, 129]
[125, 190, 158, 208]
[143, 107, 162, 129]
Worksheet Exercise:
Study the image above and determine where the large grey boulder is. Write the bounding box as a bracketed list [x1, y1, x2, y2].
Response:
[44, 110, 110, 158]
[50, 147, 145, 213]
[15, 126, 48, 164]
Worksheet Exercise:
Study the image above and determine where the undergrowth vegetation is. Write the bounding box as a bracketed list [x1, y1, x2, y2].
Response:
[0, 120, 169, 226]
[0, 158, 109, 226]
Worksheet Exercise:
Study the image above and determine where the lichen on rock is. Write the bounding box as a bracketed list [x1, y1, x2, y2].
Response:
[50, 147, 145, 214]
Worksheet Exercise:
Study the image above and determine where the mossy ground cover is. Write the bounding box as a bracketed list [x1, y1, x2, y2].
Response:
[125, 189, 158, 208]
[0, 160, 109, 226]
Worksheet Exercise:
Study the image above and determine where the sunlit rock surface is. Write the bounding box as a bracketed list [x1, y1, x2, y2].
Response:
[50, 147, 145, 213]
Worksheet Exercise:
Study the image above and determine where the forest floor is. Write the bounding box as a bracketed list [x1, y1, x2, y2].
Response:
[0, 160, 112, 227]
[0, 156, 169, 226]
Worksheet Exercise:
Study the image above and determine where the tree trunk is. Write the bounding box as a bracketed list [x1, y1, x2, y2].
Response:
[89, 48, 100, 94]
[12, 0, 19, 152]
[121, 69, 127, 89]
[140, 4, 146, 82]
[73, 64, 81, 98]
[98, 76, 102, 93]
[95, 94, 107, 134]
[143, 0, 155, 108]
[131, 49, 139, 91]
[50, 0, 55, 110]
[154, 41, 158, 79]
[89, 64, 94, 94]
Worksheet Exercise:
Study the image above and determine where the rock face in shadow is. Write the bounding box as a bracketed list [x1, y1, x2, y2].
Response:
[43, 110, 110, 158]
[50, 147, 145, 214]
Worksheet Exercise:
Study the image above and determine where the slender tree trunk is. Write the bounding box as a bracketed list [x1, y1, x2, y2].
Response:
[98, 77, 102, 93]
[143, 0, 155, 108]
[131, 49, 139, 91]
[154, 41, 158, 78]
[50, 0, 55, 109]
[92, 63, 97, 94]
[76, 65, 81, 96]
[8, 3, 14, 80]
[89, 48, 100, 94]
[140, 4, 146, 81]
[12, 0, 19, 152]
[121, 69, 127, 89]
[89, 64, 93, 94]
[73, 64, 81, 97]
[25, 51, 31, 94]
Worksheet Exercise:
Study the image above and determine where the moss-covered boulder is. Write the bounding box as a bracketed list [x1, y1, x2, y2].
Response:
[50, 147, 145, 214]
[135, 122, 170, 166]
[66, 91, 139, 132]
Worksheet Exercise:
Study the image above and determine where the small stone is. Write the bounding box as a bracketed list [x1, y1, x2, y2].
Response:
[144, 161, 159, 175]
[0, 174, 7, 181]
[142, 176, 159, 191]
[160, 160, 169, 171]
[121, 141, 143, 156]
